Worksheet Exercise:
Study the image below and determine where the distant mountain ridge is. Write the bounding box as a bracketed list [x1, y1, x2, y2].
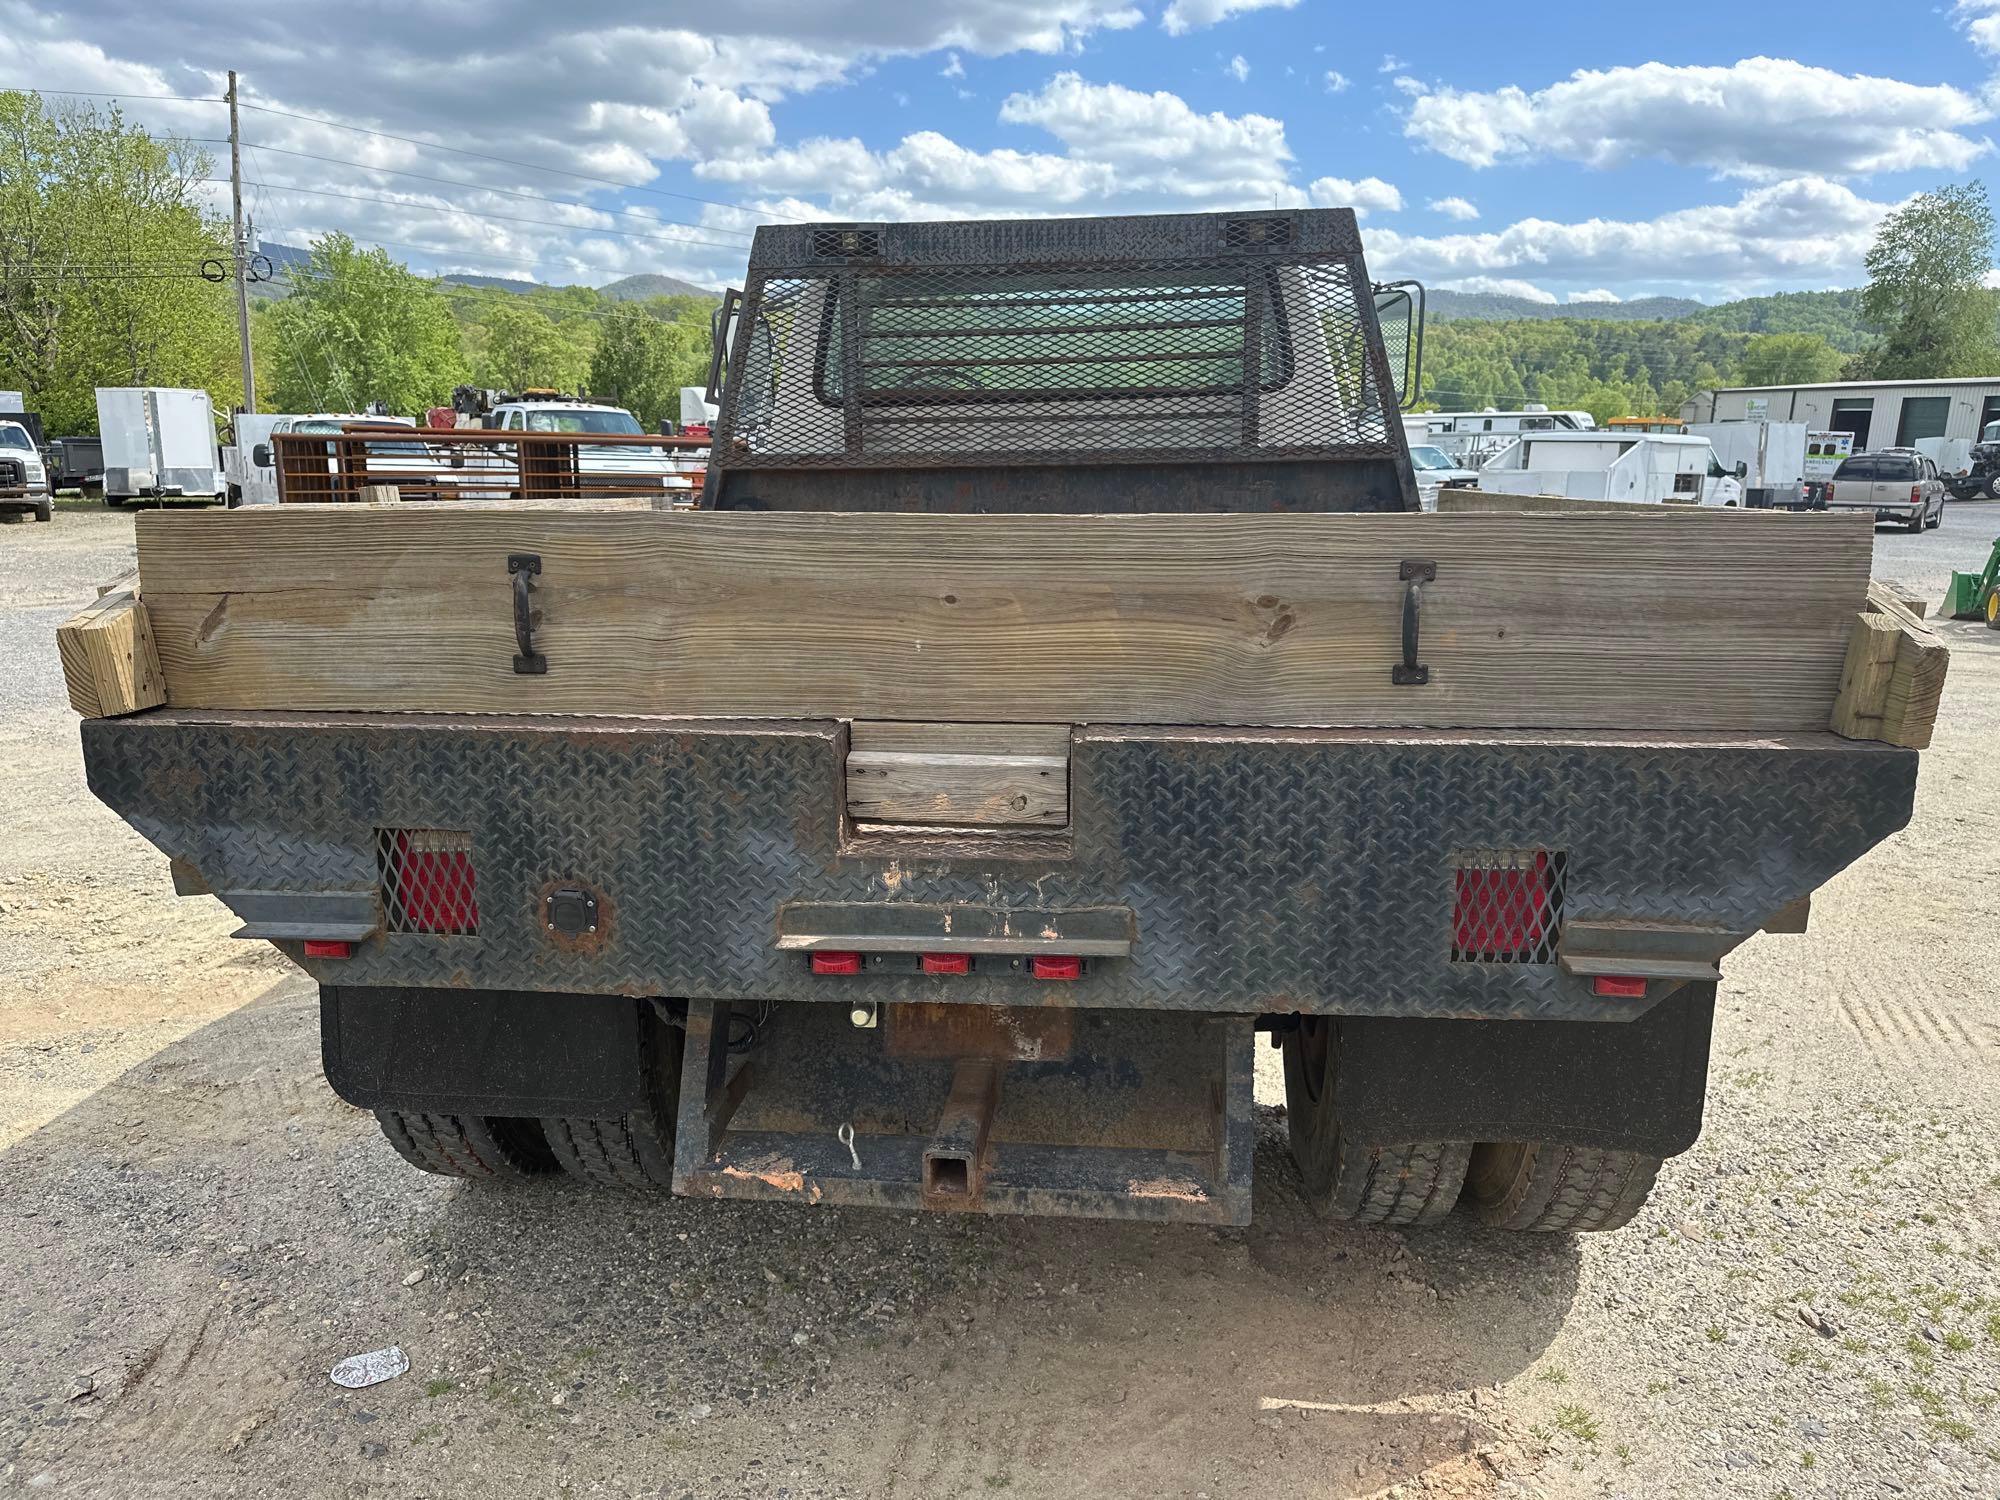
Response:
[1428, 289, 1707, 322]
[257, 243, 717, 301]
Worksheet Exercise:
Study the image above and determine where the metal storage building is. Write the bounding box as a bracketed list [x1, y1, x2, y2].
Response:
[1704, 378, 2000, 452]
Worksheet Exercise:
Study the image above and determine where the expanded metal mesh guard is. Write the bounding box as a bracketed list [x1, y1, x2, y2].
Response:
[712, 210, 1403, 473]
[1451, 849, 1566, 964]
[377, 828, 479, 936]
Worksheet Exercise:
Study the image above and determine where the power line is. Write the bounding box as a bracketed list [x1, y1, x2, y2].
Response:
[235, 140, 753, 241]
[214, 177, 751, 255]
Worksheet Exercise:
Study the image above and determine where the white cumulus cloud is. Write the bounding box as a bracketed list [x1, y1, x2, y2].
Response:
[1568, 288, 1623, 303]
[1404, 56, 1993, 179]
[1365, 177, 1900, 299]
[1428, 196, 1479, 221]
[1308, 176, 1404, 216]
[1225, 54, 1251, 82]
[1161, 0, 1299, 35]
[1324, 70, 1351, 93]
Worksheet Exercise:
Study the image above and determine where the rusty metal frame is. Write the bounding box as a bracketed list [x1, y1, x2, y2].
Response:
[271, 426, 708, 504]
[670, 1002, 1256, 1224]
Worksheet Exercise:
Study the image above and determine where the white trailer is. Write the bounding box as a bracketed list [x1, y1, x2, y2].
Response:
[1478, 431, 1745, 507]
[95, 387, 220, 505]
[1688, 420, 1814, 510]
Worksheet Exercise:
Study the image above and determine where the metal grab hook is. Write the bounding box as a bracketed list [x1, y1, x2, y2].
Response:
[1391, 559, 1436, 686]
[509, 553, 546, 675]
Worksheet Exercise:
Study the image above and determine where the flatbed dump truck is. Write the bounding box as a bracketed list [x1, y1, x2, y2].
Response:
[60, 209, 1947, 1234]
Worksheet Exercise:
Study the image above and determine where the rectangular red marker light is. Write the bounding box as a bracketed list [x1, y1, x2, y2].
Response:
[1030, 954, 1082, 981]
[1591, 975, 1647, 998]
[810, 950, 863, 975]
[303, 939, 353, 959]
[921, 952, 971, 976]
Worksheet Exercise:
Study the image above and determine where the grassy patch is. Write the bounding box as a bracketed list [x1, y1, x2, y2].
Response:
[424, 1377, 456, 1398]
[1536, 1364, 1569, 1386]
[1553, 1405, 1602, 1446]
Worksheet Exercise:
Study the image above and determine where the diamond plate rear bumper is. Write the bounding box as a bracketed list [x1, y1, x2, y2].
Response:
[81, 711, 1915, 1022]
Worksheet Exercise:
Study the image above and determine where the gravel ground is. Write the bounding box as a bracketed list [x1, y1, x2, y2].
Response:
[1, 501, 1996, 1500]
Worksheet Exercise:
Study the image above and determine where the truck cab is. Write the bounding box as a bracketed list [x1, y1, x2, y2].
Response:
[0, 418, 51, 522]
[481, 396, 701, 492]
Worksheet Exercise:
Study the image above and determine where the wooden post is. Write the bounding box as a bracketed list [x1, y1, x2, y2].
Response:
[57, 590, 166, 717]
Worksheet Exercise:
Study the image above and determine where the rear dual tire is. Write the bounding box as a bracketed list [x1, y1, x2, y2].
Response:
[1282, 1018, 1470, 1227]
[373, 1005, 682, 1190]
[1281, 1019, 1663, 1234]
[375, 1110, 558, 1180]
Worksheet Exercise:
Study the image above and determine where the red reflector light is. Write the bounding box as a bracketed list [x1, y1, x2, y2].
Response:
[303, 939, 353, 959]
[921, 952, 971, 975]
[811, 950, 863, 975]
[1453, 852, 1556, 961]
[1591, 975, 1648, 998]
[1030, 954, 1082, 981]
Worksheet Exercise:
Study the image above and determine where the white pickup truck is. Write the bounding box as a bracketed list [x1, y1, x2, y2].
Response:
[484, 399, 703, 494]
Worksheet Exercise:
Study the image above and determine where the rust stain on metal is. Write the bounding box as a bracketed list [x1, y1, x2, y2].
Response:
[1126, 1176, 1210, 1203]
[887, 1002, 1071, 1062]
[721, 1159, 806, 1193]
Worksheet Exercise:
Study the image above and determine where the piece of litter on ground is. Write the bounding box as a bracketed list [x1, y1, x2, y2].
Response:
[402, 1267, 427, 1287]
[330, 1347, 409, 1389]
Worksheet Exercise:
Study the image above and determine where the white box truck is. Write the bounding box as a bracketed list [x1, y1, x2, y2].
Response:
[95, 387, 220, 507]
[1689, 421, 1816, 510]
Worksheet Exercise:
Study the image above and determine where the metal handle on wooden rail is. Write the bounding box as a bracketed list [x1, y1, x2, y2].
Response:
[509, 553, 546, 675]
[1391, 559, 1435, 686]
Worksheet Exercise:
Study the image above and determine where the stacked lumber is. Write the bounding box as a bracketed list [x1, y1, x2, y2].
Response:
[1829, 583, 1949, 750]
[52, 501, 1912, 740]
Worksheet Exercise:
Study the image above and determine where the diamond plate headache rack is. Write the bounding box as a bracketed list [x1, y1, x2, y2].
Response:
[705, 208, 1413, 495]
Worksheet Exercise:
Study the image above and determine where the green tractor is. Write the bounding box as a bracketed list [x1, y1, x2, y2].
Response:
[1942, 535, 2000, 628]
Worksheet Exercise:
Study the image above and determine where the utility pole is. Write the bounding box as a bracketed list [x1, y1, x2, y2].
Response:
[227, 70, 257, 413]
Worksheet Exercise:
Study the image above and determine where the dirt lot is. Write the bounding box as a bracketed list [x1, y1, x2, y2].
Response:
[2, 500, 1997, 1500]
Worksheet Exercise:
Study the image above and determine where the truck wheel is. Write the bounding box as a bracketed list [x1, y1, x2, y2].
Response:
[374, 1110, 557, 1180]
[1281, 1018, 1470, 1226]
[1462, 1142, 1660, 1233]
[101, 494, 124, 509]
[1907, 510, 1927, 533]
[540, 1009, 682, 1189]
[36, 499, 52, 523]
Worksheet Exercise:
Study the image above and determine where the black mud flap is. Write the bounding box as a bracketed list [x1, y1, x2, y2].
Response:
[1330, 984, 1716, 1159]
[321, 986, 653, 1120]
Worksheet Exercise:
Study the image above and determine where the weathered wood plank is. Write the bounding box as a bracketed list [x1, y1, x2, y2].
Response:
[57, 590, 166, 718]
[1829, 614, 1903, 741]
[1829, 584, 1950, 749]
[848, 723, 1069, 825]
[1435, 487, 1689, 514]
[131, 505, 1875, 731]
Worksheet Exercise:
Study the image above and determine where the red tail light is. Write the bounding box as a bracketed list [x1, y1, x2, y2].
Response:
[811, 950, 863, 975]
[1030, 954, 1082, 981]
[1453, 852, 1558, 961]
[1823, 483, 1833, 502]
[921, 952, 971, 975]
[1911, 485, 1923, 505]
[378, 829, 478, 935]
[1591, 975, 1648, 999]
[303, 939, 353, 959]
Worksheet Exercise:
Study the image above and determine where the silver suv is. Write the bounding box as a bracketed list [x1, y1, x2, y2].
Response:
[1826, 449, 1946, 532]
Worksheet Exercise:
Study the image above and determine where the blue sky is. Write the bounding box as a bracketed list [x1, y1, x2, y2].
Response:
[12, 0, 2000, 304]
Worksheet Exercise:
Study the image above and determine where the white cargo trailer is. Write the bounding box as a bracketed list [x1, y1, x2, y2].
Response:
[1688, 420, 1817, 510]
[95, 387, 220, 505]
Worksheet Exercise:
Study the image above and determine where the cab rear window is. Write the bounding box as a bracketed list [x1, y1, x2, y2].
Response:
[1831, 457, 1877, 481]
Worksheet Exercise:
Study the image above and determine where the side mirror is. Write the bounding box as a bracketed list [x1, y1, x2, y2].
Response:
[1735, 460, 1748, 479]
[251, 442, 271, 468]
[1372, 280, 1426, 411]
[707, 287, 743, 405]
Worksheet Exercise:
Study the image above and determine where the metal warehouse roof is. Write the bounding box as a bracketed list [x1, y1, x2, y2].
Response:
[1715, 376, 2000, 394]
